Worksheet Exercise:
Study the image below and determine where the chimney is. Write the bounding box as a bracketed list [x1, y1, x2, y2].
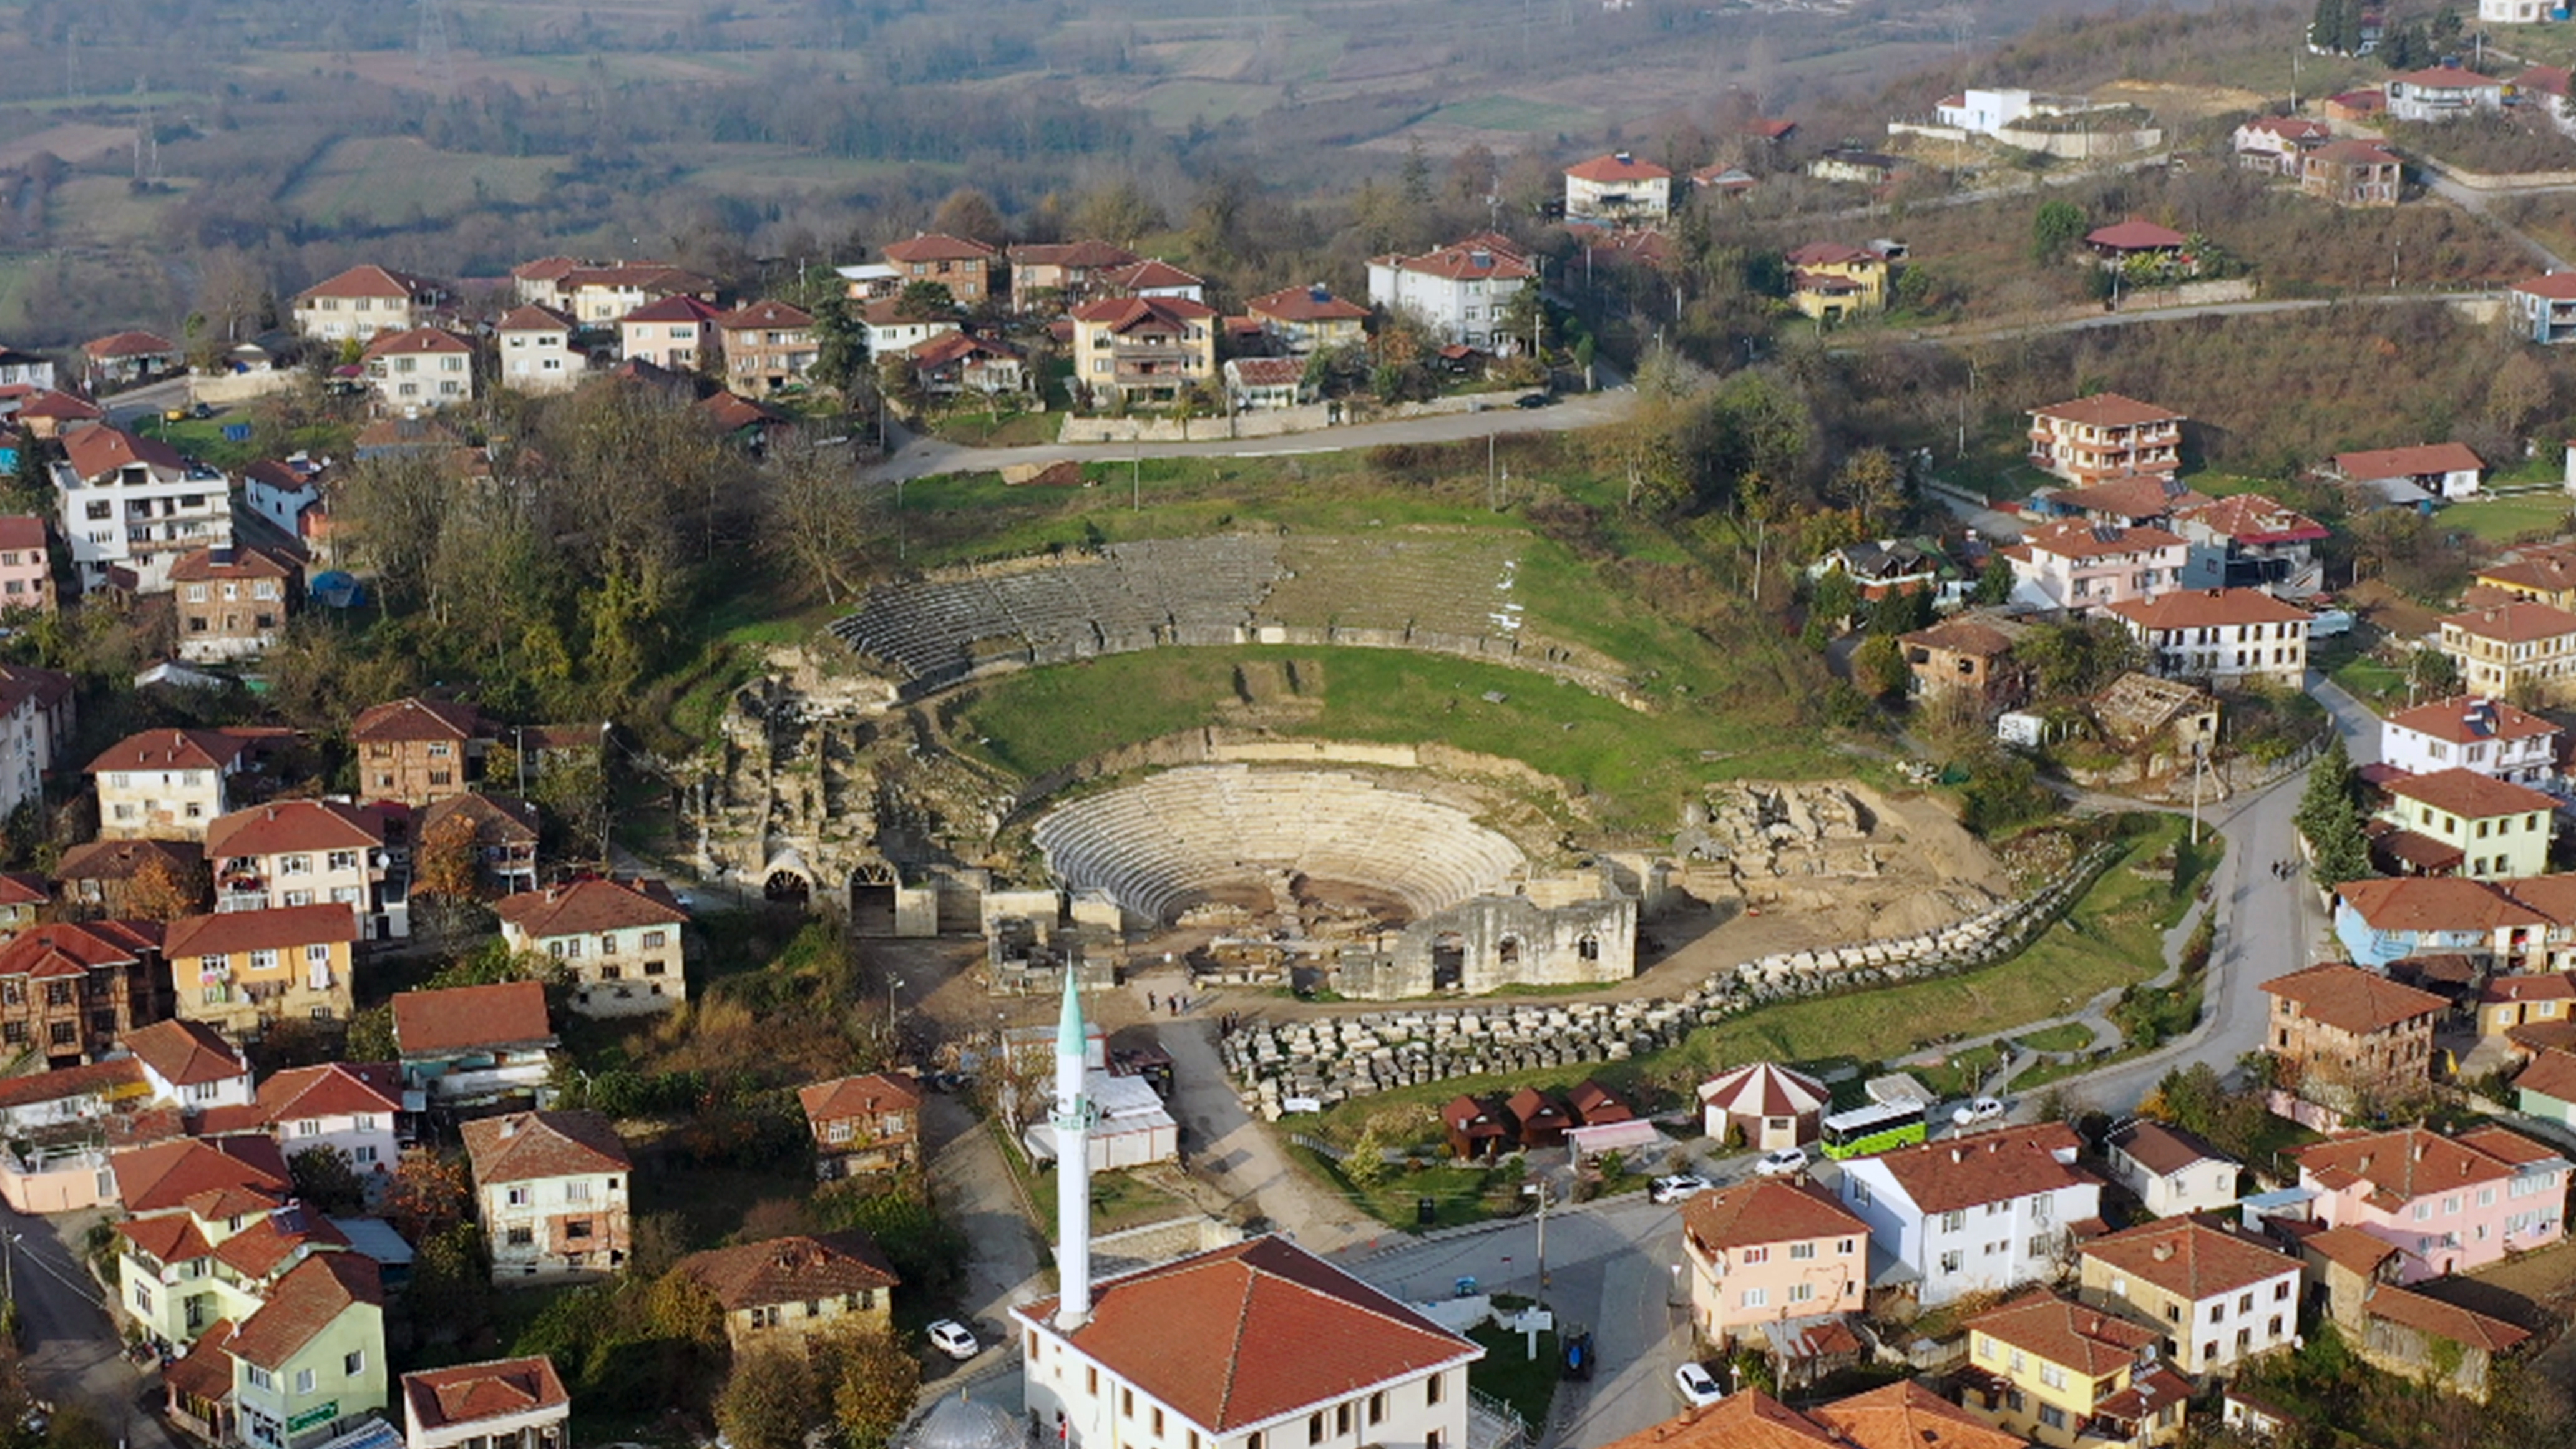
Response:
[2414, 1141, 2427, 1163]
[2152, 1241, 2175, 1262]
[1951, 1148, 1965, 1163]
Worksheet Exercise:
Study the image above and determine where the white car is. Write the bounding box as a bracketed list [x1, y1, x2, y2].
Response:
[1649, 1174, 1712, 1204]
[1953, 1097, 2006, 1128]
[1754, 1147, 1808, 1178]
[927, 1319, 980, 1360]
[1672, 1362, 1725, 1408]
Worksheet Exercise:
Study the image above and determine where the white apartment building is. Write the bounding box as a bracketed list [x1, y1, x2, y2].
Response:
[1837, 1123, 2104, 1308]
[494, 306, 582, 394]
[0, 663, 71, 826]
[2006, 520, 2188, 614]
[205, 800, 406, 941]
[494, 879, 690, 1018]
[1366, 240, 1533, 354]
[290, 265, 447, 343]
[2104, 587, 2312, 689]
[2102, 1120, 2241, 1220]
[88, 727, 279, 841]
[362, 327, 475, 411]
[122, 1017, 255, 1113]
[239, 1063, 404, 1181]
[461, 1110, 632, 1282]
[54, 426, 234, 595]
[1562, 152, 1671, 221]
[2381, 695, 2560, 785]
[2080, 1222, 2305, 1377]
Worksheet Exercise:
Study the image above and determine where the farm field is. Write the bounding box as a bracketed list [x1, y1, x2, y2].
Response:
[281, 135, 561, 227]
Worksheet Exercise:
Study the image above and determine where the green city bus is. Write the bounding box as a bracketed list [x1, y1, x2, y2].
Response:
[1818, 1099, 1929, 1160]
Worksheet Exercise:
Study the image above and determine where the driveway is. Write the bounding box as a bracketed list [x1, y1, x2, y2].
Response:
[920, 1090, 1050, 1330]
[2, 1201, 178, 1449]
[1155, 1013, 1383, 1256]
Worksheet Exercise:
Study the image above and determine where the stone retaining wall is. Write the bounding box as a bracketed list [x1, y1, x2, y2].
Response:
[1222, 839, 2125, 1115]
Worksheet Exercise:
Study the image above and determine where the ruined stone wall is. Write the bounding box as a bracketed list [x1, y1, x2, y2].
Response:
[1337, 886, 1638, 999]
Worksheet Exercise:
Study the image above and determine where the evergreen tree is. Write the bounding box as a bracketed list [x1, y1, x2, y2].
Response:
[2295, 733, 2358, 841]
[2310, 0, 2344, 52]
[2338, 0, 2365, 56]
[2431, 5, 2462, 47]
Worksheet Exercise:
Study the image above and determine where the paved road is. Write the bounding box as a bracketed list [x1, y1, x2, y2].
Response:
[2, 1201, 177, 1449]
[1154, 1010, 1381, 1256]
[862, 389, 1636, 484]
[1896, 290, 2504, 353]
[2418, 165, 2576, 273]
[100, 377, 191, 428]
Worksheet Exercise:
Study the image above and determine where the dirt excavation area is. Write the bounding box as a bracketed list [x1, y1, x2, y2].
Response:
[1634, 779, 2016, 993]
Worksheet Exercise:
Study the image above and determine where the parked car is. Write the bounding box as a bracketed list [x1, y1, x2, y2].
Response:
[1515, 391, 1554, 409]
[926, 1320, 980, 1360]
[1754, 1147, 1809, 1178]
[1953, 1096, 2006, 1128]
[1672, 1362, 1725, 1408]
[1561, 1330, 1595, 1382]
[1649, 1173, 1711, 1204]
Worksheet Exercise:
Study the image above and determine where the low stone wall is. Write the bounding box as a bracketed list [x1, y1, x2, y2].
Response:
[1055, 391, 1523, 445]
[190, 369, 300, 406]
[1221, 839, 2125, 1113]
[2115, 278, 2256, 311]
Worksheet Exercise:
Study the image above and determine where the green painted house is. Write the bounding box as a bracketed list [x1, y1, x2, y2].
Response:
[2515, 1047, 2576, 1129]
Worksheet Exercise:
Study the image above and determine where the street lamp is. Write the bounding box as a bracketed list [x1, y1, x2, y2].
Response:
[888, 974, 907, 1022]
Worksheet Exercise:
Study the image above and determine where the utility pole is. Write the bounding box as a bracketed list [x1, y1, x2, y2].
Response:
[1534, 1175, 1551, 1290]
[1487, 432, 1497, 511]
[2190, 740, 2208, 844]
[1132, 443, 1141, 512]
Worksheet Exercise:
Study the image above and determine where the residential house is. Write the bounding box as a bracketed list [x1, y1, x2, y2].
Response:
[494, 306, 583, 394]
[880, 233, 1000, 305]
[509, 257, 587, 310]
[2519, 64, 2576, 137]
[2026, 395, 2185, 485]
[2032, 473, 2210, 529]
[2354, 1280, 2531, 1402]
[908, 332, 1026, 399]
[799, 1072, 922, 1181]
[2302, 139, 2404, 206]
[59, 838, 207, 917]
[0, 871, 42, 944]
[1246, 286, 1368, 355]
[2489, 0, 2554, 20]
[2104, 588, 2311, 690]
[291, 266, 448, 343]
[1007, 241, 1142, 310]
[1440, 1094, 1511, 1160]
[82, 331, 180, 388]
[11, 388, 101, 439]
[166, 904, 364, 1041]
[0, 1057, 161, 1211]
[1814, 539, 1946, 602]
[0, 919, 167, 1068]
[1014, 1237, 1480, 1449]
[2333, 442, 2483, 504]
[494, 878, 689, 1017]
[2332, 876, 2550, 969]
[1367, 240, 1534, 353]
[393, 980, 557, 1109]
[1901, 617, 2029, 710]
[2509, 270, 2576, 344]
[2294, 1123, 2568, 1278]
[2102, 1120, 2240, 1218]
[211, 1062, 403, 1183]
[2077, 1219, 2301, 1376]
[1222, 357, 1307, 412]
[1835, 1123, 2102, 1308]
[2086, 220, 2188, 266]
[2379, 695, 2557, 785]
[1690, 163, 1759, 198]
[0, 514, 54, 614]
[859, 297, 962, 359]
[205, 800, 404, 941]
[1956, 1293, 2190, 1449]
[1563, 152, 1671, 222]
[1679, 1178, 1870, 1346]
[2512, 1045, 2576, 1126]
[2004, 520, 2188, 614]
[2480, 973, 2576, 1038]
[198, 1252, 389, 1449]
[361, 327, 475, 411]
[2383, 65, 2504, 123]
[235, 459, 334, 567]
[89, 727, 290, 841]
[351, 696, 489, 805]
[1785, 243, 1889, 321]
[53, 424, 234, 595]
[416, 792, 539, 895]
[617, 295, 724, 373]
[2474, 541, 2576, 608]
[2172, 492, 2330, 595]
[119, 1186, 348, 1354]
[714, 301, 817, 397]
[1697, 1061, 1830, 1148]
[124, 1017, 253, 1113]
[2261, 962, 2446, 1121]
[1502, 1087, 1571, 1149]
[1097, 258, 1208, 305]
[1068, 295, 1218, 409]
[559, 263, 717, 328]
[675, 1232, 901, 1351]
[1803, 1382, 2030, 1449]
[400, 1358, 568, 1449]
[2376, 768, 2557, 880]
[171, 545, 300, 663]
[2232, 115, 2331, 173]
[462, 1109, 633, 1282]
[2436, 600, 2576, 703]
[0, 661, 71, 825]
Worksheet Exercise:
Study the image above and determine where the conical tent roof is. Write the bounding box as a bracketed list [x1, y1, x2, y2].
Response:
[1696, 1061, 1830, 1115]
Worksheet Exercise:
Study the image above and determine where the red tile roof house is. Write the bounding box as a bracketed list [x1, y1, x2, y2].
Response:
[1013, 1236, 1483, 1449]
[351, 696, 491, 805]
[2301, 139, 2403, 208]
[675, 1231, 902, 1351]
[2260, 962, 2447, 1126]
[1832, 1123, 2102, 1308]
[462, 1109, 633, 1282]
[1244, 285, 1370, 355]
[880, 232, 1001, 305]
[1563, 150, 1673, 222]
[0, 1055, 162, 1212]
[360, 326, 476, 411]
[416, 791, 541, 895]
[87, 726, 293, 842]
[714, 300, 817, 398]
[123, 1017, 253, 1113]
[2031, 471, 2212, 529]
[2293, 1123, 2568, 1280]
[290, 264, 449, 343]
[617, 293, 726, 373]
[205, 799, 405, 941]
[0, 919, 168, 1068]
[2330, 441, 2484, 504]
[393, 980, 557, 1108]
[1007, 240, 1143, 311]
[197, 1061, 405, 1191]
[799, 1071, 922, 1180]
[2084, 218, 2189, 265]
[2510, 270, 2576, 344]
[2171, 492, 2331, 595]
[170, 544, 300, 663]
[495, 878, 690, 1017]
[52, 422, 236, 595]
[0, 512, 57, 615]
[82, 329, 181, 388]
[907, 331, 1026, 399]
[2026, 393, 2185, 485]
[1679, 1178, 1871, 1349]
[2383, 64, 2504, 124]
[162, 1250, 388, 1449]
[0, 657, 71, 824]
[1223, 356, 1309, 412]
[2001, 520, 2188, 615]
[2103, 587, 2312, 690]
[2232, 114, 2331, 174]
[58, 837, 208, 915]
[401, 1357, 569, 1449]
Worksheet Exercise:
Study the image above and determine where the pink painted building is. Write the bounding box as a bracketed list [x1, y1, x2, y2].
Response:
[1680, 1177, 1871, 1345]
[0, 515, 54, 615]
[2005, 519, 2188, 614]
[2293, 1125, 2567, 1281]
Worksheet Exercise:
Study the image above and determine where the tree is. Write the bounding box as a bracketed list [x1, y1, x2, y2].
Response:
[409, 1222, 497, 1348]
[1856, 633, 1911, 700]
[761, 435, 873, 606]
[2431, 5, 2463, 45]
[2296, 734, 2361, 842]
[895, 280, 956, 320]
[381, 1148, 475, 1242]
[1832, 447, 1905, 527]
[124, 850, 205, 922]
[335, 454, 451, 609]
[344, 1004, 397, 1063]
[288, 1144, 366, 1215]
[2032, 200, 2087, 263]
[813, 1185, 967, 1294]
[416, 810, 481, 902]
[2409, 646, 2462, 698]
[716, 1346, 823, 1449]
[1974, 558, 2015, 605]
[1072, 179, 1166, 246]
[929, 188, 1007, 246]
[809, 295, 871, 399]
[2337, 0, 2364, 57]
[2310, 0, 2346, 52]
[824, 1327, 922, 1449]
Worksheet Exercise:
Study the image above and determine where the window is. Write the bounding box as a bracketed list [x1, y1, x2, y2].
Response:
[565, 1219, 592, 1240]
[345, 1350, 364, 1376]
[1427, 1373, 1443, 1405]
[1787, 1283, 1813, 1304]
[1741, 1246, 1768, 1264]
[2039, 1364, 2065, 1390]
[295, 1368, 316, 1395]
[643, 930, 668, 949]
[1368, 1393, 1385, 1427]
[1153, 1410, 1165, 1437]
[246, 1365, 273, 1391]
[1938, 1250, 1962, 1273]
[507, 1186, 530, 1207]
[1940, 1210, 1965, 1233]
[1838, 1237, 1856, 1254]
[2037, 1406, 2065, 1432]
[1124, 1390, 1136, 1420]
[1740, 1287, 1767, 1309]
[1337, 1405, 1351, 1437]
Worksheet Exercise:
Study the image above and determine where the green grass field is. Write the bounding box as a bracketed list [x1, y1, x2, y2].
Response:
[282, 135, 560, 226]
[2016, 1021, 2095, 1053]
[1466, 1321, 1561, 1430]
[2447, 492, 2575, 544]
[1422, 94, 1598, 135]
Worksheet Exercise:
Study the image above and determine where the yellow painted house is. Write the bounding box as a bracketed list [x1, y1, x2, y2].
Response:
[1787, 242, 1890, 321]
[1958, 1294, 2192, 1449]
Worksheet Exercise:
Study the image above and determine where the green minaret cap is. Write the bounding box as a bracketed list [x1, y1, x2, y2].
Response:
[1056, 970, 1085, 1060]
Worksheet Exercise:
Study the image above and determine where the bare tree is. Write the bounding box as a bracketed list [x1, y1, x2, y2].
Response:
[759, 435, 872, 606]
